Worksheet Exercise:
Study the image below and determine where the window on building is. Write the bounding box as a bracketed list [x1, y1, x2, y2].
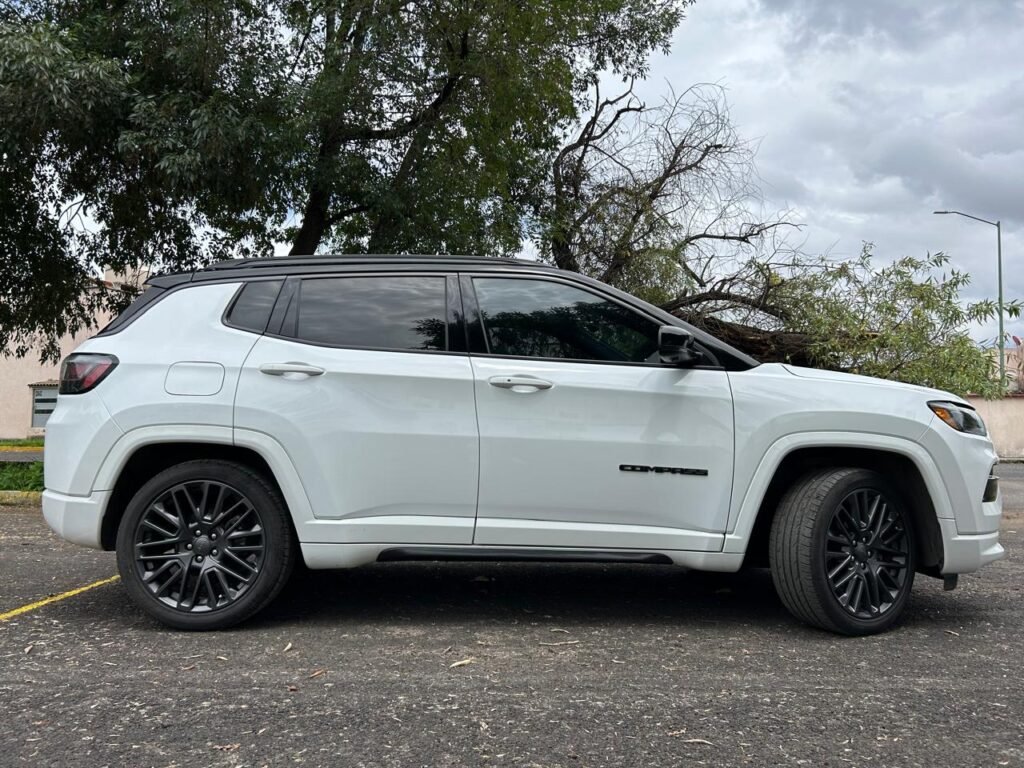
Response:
[31, 386, 58, 428]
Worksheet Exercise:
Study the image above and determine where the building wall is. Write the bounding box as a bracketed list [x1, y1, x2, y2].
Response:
[1, 270, 145, 439]
[0, 328, 100, 439]
[967, 396, 1024, 460]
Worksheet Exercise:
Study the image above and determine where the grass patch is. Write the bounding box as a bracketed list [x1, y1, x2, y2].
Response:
[0, 438, 44, 450]
[0, 462, 44, 491]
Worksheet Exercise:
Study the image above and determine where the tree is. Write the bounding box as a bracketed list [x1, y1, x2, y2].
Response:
[534, 83, 1018, 397]
[1, 3, 1012, 399]
[0, 0, 692, 360]
[538, 81, 794, 303]
[776, 248, 1021, 398]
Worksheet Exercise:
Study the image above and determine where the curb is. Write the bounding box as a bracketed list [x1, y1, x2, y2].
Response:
[0, 491, 42, 507]
[0, 446, 44, 453]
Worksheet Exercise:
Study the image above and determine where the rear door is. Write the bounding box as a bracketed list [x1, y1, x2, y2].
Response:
[234, 273, 478, 544]
[464, 274, 734, 552]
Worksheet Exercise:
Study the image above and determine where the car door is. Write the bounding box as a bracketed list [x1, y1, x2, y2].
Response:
[464, 274, 734, 552]
[234, 273, 478, 545]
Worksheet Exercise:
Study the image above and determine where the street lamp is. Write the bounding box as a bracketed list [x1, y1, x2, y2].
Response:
[933, 210, 1005, 385]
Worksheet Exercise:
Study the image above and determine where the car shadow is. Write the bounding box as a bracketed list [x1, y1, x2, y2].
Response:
[249, 560, 992, 634]
[256, 561, 793, 630]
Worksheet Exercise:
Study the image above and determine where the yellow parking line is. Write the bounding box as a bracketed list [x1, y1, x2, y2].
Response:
[0, 575, 120, 621]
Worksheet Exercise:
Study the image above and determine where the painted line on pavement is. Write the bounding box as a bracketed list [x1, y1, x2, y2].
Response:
[0, 575, 120, 621]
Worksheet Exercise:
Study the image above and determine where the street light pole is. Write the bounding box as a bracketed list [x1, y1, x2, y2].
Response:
[997, 219, 1004, 384]
[933, 210, 1005, 385]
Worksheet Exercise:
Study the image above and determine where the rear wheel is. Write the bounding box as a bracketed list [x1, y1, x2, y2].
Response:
[116, 460, 295, 630]
[769, 467, 915, 635]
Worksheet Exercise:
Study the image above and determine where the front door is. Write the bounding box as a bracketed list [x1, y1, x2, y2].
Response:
[465, 275, 734, 552]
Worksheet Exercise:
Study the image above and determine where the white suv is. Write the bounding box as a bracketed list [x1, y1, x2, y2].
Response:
[43, 255, 1004, 634]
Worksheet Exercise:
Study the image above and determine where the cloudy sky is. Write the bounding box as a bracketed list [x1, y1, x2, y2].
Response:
[631, 0, 1023, 343]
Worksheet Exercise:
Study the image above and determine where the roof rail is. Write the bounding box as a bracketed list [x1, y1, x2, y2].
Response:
[202, 254, 539, 271]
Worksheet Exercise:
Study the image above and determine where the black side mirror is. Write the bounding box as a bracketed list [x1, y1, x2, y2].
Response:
[658, 325, 700, 366]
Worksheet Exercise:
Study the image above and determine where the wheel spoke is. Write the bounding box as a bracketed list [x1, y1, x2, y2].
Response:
[836, 506, 860, 539]
[202, 570, 219, 607]
[136, 536, 180, 550]
[828, 555, 854, 579]
[138, 553, 185, 562]
[223, 508, 254, 537]
[142, 518, 176, 539]
[210, 497, 246, 528]
[227, 526, 261, 541]
[863, 566, 882, 614]
[833, 566, 857, 590]
[220, 550, 257, 580]
[143, 559, 178, 584]
[848, 575, 864, 614]
[170, 487, 195, 529]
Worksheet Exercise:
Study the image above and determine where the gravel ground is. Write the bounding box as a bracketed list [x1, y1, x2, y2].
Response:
[1, 495, 1021, 767]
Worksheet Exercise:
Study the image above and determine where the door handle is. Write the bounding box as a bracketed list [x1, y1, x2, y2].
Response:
[259, 362, 326, 377]
[488, 375, 554, 392]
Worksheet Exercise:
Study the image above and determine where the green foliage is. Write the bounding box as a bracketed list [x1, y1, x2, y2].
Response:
[0, 461, 44, 491]
[1, 0, 692, 361]
[783, 246, 1022, 398]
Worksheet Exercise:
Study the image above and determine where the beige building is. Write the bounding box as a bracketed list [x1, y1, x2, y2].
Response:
[0, 329, 97, 438]
[0, 269, 144, 439]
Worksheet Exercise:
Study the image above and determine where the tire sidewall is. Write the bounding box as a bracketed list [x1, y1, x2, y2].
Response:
[116, 461, 292, 630]
[808, 469, 916, 635]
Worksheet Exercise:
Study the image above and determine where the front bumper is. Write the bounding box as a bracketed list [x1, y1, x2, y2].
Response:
[42, 489, 109, 550]
[938, 517, 1005, 574]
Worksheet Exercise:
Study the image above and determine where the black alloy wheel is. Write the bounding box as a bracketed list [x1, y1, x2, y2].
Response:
[770, 467, 916, 635]
[117, 460, 294, 630]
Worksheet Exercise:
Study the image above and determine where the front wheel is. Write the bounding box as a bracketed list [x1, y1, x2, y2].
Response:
[116, 460, 295, 630]
[769, 467, 915, 635]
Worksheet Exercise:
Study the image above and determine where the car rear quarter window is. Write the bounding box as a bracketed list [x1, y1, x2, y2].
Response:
[293, 276, 447, 351]
[225, 280, 284, 333]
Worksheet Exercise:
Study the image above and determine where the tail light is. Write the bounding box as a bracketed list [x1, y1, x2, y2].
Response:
[59, 353, 119, 394]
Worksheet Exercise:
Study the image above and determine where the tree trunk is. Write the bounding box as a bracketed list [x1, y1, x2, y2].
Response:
[289, 184, 329, 255]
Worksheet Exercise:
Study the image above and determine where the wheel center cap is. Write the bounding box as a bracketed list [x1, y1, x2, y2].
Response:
[852, 542, 869, 562]
[193, 536, 213, 556]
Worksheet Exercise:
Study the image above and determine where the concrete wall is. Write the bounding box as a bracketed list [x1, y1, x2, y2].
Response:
[967, 396, 1024, 459]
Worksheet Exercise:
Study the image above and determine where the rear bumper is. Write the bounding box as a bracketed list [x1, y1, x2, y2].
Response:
[938, 517, 1005, 574]
[42, 489, 109, 550]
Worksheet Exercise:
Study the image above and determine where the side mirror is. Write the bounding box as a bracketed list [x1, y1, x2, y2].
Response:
[658, 325, 700, 366]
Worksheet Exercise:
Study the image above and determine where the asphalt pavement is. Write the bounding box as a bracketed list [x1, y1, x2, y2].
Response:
[1, 492, 1022, 766]
[0, 451, 43, 463]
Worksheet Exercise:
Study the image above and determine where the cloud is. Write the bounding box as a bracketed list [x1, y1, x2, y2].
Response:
[633, 0, 1024, 340]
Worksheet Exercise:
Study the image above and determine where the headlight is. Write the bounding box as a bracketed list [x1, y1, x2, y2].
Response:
[928, 401, 987, 436]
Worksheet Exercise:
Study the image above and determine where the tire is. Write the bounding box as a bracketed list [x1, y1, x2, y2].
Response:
[769, 467, 916, 636]
[116, 460, 295, 630]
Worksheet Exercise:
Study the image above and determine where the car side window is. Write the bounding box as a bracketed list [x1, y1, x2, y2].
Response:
[225, 280, 284, 333]
[471, 277, 660, 363]
[293, 276, 447, 351]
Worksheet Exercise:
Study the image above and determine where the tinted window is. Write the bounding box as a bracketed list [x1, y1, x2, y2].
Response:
[296, 276, 446, 351]
[226, 280, 283, 333]
[472, 278, 659, 362]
